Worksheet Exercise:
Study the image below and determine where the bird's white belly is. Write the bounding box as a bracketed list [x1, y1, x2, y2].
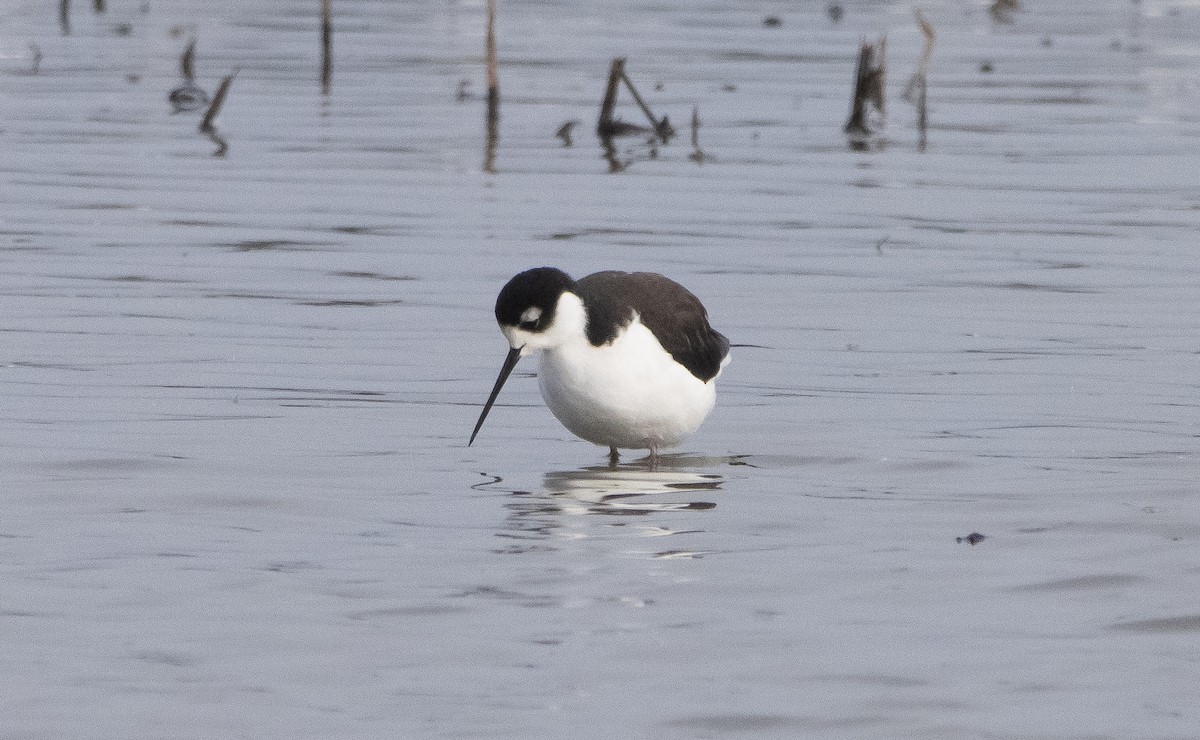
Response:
[536, 321, 719, 450]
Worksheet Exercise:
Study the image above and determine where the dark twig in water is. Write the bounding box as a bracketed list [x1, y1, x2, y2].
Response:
[59, 0, 70, 35]
[903, 9, 935, 151]
[92, 0, 104, 11]
[29, 43, 43, 75]
[482, 0, 501, 171]
[199, 69, 237, 156]
[596, 57, 674, 142]
[170, 38, 209, 112]
[688, 106, 706, 163]
[843, 36, 886, 139]
[181, 37, 197, 81]
[321, 0, 333, 94]
[200, 70, 236, 130]
[483, 0, 500, 172]
[555, 120, 578, 147]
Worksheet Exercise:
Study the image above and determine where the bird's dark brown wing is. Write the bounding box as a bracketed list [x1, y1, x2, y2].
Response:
[574, 271, 729, 382]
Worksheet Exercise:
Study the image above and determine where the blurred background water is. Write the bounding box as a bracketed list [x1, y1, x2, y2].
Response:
[1, 0, 1198, 737]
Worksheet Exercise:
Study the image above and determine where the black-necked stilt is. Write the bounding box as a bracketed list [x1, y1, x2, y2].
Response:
[468, 267, 730, 463]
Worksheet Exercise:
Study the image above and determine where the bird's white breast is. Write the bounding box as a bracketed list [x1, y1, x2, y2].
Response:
[535, 311, 719, 450]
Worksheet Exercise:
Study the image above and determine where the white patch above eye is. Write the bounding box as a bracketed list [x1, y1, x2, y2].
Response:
[520, 307, 543, 324]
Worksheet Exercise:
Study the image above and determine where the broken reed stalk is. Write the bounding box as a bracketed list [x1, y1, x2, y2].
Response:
[483, 0, 499, 172]
[843, 36, 886, 136]
[914, 9, 935, 79]
[485, 0, 499, 123]
[321, 0, 333, 94]
[916, 72, 927, 151]
[688, 105, 705, 163]
[877, 36, 887, 119]
[618, 68, 664, 134]
[200, 69, 237, 132]
[29, 43, 43, 75]
[596, 57, 625, 136]
[596, 57, 674, 141]
[181, 37, 197, 81]
[913, 9, 934, 150]
[59, 0, 70, 35]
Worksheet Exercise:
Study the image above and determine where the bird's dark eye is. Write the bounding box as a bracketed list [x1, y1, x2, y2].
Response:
[519, 319, 539, 331]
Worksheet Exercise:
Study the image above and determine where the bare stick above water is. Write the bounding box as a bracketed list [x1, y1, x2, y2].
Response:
[181, 37, 197, 81]
[596, 57, 674, 142]
[843, 36, 886, 138]
[618, 68, 665, 135]
[200, 69, 237, 132]
[915, 10, 934, 150]
[321, 0, 333, 94]
[483, 0, 500, 172]
[93, 0, 104, 11]
[485, 0, 499, 121]
[29, 43, 43, 75]
[59, 0, 70, 35]
[689, 106, 706, 163]
[199, 70, 237, 157]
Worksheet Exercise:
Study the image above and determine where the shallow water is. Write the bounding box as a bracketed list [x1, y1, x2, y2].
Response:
[2, 0, 1199, 737]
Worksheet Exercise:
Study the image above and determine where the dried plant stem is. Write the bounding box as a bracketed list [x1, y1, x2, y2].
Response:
[482, 0, 500, 172]
[906, 9, 935, 150]
[843, 36, 886, 137]
[321, 0, 333, 94]
[181, 38, 197, 81]
[200, 69, 237, 132]
[618, 69, 660, 132]
[596, 57, 674, 142]
[485, 0, 499, 121]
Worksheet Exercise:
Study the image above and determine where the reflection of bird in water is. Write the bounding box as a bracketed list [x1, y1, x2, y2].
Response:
[543, 466, 721, 512]
[469, 268, 730, 466]
[491, 464, 726, 556]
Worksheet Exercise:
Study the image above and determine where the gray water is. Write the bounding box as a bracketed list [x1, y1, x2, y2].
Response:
[2, 0, 1198, 737]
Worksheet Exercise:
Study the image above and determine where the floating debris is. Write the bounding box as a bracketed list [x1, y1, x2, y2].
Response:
[989, 0, 1020, 23]
[763, 16, 782, 28]
[28, 43, 42, 75]
[956, 532, 986, 546]
[555, 120, 578, 147]
[169, 85, 208, 112]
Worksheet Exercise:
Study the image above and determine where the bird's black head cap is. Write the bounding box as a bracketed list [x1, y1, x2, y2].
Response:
[494, 267, 575, 332]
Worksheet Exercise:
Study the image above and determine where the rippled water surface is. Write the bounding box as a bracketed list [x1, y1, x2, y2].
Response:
[3, 0, 1199, 737]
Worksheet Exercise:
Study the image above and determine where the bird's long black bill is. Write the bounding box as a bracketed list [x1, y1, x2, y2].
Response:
[468, 346, 522, 446]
